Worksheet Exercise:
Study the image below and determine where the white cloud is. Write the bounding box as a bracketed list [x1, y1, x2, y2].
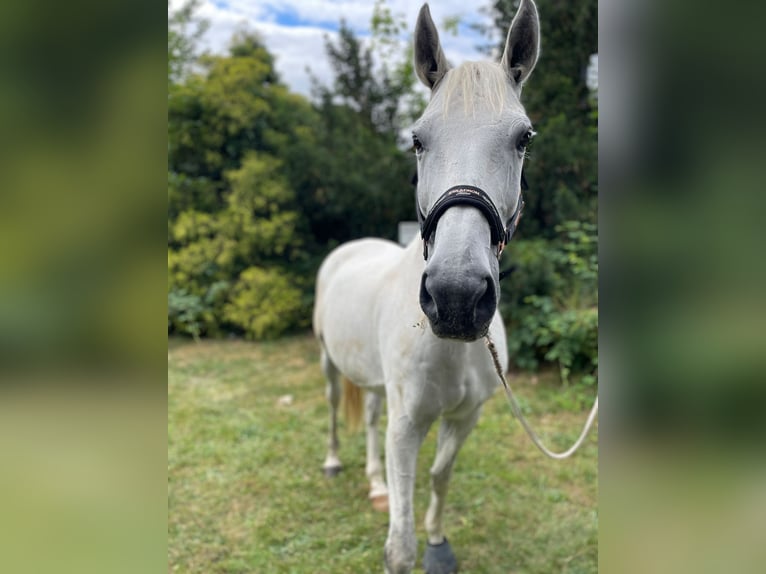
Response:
[188, 0, 505, 98]
[255, 23, 338, 97]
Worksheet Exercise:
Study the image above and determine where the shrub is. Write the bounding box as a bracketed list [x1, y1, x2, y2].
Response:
[502, 221, 598, 384]
[223, 267, 303, 340]
[518, 296, 598, 385]
[168, 281, 230, 339]
[168, 289, 205, 340]
[167, 152, 307, 338]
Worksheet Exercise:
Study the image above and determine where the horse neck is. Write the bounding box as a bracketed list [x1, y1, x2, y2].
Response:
[401, 233, 427, 280]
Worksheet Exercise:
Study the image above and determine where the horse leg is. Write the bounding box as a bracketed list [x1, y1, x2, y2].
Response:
[383, 404, 430, 574]
[422, 409, 482, 574]
[320, 348, 343, 477]
[365, 391, 389, 512]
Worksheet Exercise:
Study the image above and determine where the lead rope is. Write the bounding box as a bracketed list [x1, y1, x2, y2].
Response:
[485, 335, 599, 459]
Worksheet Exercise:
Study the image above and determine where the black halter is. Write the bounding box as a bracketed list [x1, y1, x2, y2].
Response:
[416, 184, 525, 260]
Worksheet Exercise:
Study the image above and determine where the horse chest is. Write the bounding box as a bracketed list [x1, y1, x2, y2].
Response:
[394, 350, 492, 421]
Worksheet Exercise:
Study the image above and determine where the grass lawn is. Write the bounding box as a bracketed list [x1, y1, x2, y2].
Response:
[168, 334, 597, 573]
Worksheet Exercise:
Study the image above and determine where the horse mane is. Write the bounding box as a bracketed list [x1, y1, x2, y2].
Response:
[439, 61, 515, 117]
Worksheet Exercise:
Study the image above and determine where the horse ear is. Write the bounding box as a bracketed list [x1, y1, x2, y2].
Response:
[500, 0, 540, 89]
[414, 4, 450, 90]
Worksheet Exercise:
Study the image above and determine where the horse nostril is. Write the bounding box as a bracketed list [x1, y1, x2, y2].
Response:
[474, 277, 496, 326]
[419, 273, 438, 319]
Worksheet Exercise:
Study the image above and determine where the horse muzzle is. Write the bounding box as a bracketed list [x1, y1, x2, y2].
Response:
[419, 270, 497, 341]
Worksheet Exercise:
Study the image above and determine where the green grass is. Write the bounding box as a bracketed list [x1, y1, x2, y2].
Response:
[168, 334, 597, 573]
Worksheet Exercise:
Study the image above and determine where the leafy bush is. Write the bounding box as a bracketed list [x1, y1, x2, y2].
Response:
[168, 289, 205, 340]
[223, 267, 303, 340]
[517, 296, 598, 385]
[167, 236, 231, 336]
[502, 221, 598, 384]
[168, 151, 306, 339]
[167, 281, 229, 339]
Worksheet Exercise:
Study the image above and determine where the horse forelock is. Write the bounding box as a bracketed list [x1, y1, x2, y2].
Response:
[436, 61, 520, 118]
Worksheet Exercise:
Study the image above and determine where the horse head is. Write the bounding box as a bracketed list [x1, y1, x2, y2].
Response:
[413, 0, 540, 341]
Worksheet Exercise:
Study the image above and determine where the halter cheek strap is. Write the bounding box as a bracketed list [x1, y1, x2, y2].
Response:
[417, 185, 525, 260]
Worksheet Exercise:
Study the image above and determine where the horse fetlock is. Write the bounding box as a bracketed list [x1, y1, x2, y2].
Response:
[424, 508, 442, 544]
[384, 537, 417, 574]
[369, 478, 389, 511]
[322, 454, 342, 477]
[369, 481, 388, 499]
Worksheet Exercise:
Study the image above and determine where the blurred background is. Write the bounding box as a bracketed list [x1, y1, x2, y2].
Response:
[0, 0, 764, 572]
[0, 1, 166, 572]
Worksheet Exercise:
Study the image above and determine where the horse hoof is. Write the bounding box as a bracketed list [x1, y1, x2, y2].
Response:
[423, 538, 458, 574]
[323, 465, 342, 477]
[371, 494, 389, 513]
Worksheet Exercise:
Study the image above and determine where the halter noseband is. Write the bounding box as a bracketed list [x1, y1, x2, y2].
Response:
[417, 185, 525, 260]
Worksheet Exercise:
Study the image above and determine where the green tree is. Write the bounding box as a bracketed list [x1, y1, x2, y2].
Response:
[295, 99, 414, 244]
[168, 0, 209, 87]
[369, 0, 427, 133]
[312, 1, 426, 141]
[168, 32, 289, 191]
[168, 30, 314, 339]
[314, 19, 402, 137]
[303, 10, 418, 245]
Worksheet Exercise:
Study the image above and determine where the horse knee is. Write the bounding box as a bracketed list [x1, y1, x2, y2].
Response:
[430, 464, 453, 493]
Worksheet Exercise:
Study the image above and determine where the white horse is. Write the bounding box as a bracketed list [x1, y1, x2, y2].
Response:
[312, 2, 540, 572]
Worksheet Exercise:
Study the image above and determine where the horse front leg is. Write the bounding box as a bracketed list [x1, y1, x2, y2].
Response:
[422, 408, 482, 574]
[383, 407, 429, 574]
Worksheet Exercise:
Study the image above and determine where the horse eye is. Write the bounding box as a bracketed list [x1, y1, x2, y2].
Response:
[412, 134, 423, 154]
[517, 129, 536, 152]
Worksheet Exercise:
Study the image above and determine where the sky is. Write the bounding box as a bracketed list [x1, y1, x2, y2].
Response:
[172, 0, 501, 98]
